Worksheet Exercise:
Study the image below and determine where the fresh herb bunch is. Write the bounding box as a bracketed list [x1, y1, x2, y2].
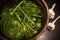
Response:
[0, 0, 43, 40]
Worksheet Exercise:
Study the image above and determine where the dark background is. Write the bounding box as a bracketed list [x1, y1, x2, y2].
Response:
[37, 0, 60, 40]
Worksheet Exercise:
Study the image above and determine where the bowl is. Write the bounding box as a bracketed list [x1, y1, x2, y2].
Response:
[0, 0, 49, 40]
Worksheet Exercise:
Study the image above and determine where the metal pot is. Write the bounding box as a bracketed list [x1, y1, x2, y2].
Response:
[0, 0, 49, 40]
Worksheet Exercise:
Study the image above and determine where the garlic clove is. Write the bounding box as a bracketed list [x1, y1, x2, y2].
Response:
[49, 9, 55, 19]
[48, 22, 55, 31]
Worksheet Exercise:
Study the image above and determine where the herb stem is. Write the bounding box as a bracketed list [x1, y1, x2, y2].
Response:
[18, 7, 38, 30]
[33, 15, 42, 18]
[10, 1, 24, 15]
[15, 13, 34, 31]
[19, 7, 34, 25]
